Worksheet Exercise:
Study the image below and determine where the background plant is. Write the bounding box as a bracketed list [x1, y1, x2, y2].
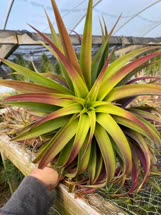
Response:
[0, 0, 161, 196]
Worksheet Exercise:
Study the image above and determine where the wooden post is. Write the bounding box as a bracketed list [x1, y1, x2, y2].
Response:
[0, 44, 18, 63]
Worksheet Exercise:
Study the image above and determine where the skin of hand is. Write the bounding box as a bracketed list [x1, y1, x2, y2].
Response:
[31, 166, 60, 191]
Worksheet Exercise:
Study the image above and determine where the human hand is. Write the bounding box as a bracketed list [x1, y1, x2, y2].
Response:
[31, 166, 60, 191]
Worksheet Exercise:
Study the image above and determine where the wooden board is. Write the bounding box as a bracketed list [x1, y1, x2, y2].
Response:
[1, 30, 161, 46]
[0, 124, 127, 215]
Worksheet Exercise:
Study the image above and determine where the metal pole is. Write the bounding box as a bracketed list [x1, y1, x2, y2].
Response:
[3, 0, 15, 30]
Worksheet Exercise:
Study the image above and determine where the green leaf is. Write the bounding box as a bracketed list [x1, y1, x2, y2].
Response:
[91, 15, 121, 84]
[67, 114, 90, 165]
[78, 140, 91, 173]
[40, 41, 73, 91]
[2, 59, 71, 94]
[88, 141, 97, 183]
[33, 103, 82, 128]
[96, 104, 155, 141]
[29, 26, 89, 98]
[136, 115, 161, 145]
[89, 52, 113, 101]
[80, 0, 93, 88]
[95, 125, 116, 183]
[56, 139, 74, 167]
[4, 102, 58, 115]
[34, 117, 78, 168]
[65, 134, 91, 178]
[87, 110, 96, 146]
[93, 151, 103, 184]
[13, 116, 69, 141]
[45, 9, 64, 53]
[97, 113, 132, 175]
[106, 84, 161, 102]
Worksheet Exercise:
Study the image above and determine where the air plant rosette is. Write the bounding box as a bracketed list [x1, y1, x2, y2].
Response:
[1, 0, 161, 196]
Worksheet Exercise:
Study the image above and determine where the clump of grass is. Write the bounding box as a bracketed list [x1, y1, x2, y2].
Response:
[0, 159, 24, 187]
[98, 175, 161, 215]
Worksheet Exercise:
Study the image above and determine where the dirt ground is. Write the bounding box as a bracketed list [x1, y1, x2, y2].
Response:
[0, 183, 11, 207]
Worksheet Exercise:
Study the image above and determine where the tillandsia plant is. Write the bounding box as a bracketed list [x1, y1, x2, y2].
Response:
[1, 0, 161, 196]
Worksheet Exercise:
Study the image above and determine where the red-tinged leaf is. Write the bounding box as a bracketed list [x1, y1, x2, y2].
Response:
[127, 76, 161, 85]
[1, 59, 71, 95]
[101, 46, 158, 83]
[81, 178, 107, 189]
[98, 52, 161, 100]
[113, 115, 159, 144]
[89, 51, 114, 101]
[45, 9, 64, 53]
[41, 72, 69, 88]
[126, 131, 151, 191]
[44, 10, 73, 90]
[51, 0, 82, 76]
[29, 25, 89, 98]
[91, 15, 121, 84]
[64, 138, 91, 179]
[33, 103, 82, 128]
[4, 102, 58, 116]
[41, 42, 74, 91]
[34, 117, 78, 168]
[106, 84, 161, 102]
[4, 93, 75, 107]
[66, 112, 95, 178]
[128, 143, 140, 193]
[137, 116, 161, 145]
[80, 0, 93, 88]
[13, 116, 69, 141]
[95, 124, 116, 183]
[130, 108, 161, 124]
[97, 113, 132, 176]
[0, 80, 58, 93]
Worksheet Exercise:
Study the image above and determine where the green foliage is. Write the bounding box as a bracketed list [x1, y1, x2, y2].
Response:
[10, 54, 60, 80]
[40, 54, 59, 74]
[99, 175, 161, 214]
[11, 55, 34, 81]
[0, 160, 24, 186]
[1, 0, 161, 196]
[144, 56, 161, 76]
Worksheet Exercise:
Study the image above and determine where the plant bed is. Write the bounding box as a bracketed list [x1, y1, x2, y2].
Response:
[0, 123, 127, 215]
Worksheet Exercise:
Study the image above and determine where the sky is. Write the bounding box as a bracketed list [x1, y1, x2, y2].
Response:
[0, 0, 161, 37]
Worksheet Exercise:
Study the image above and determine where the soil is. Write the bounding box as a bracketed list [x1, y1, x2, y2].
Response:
[0, 183, 11, 207]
